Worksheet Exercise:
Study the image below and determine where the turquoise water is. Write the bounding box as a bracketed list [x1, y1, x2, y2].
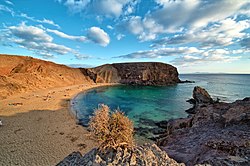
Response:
[73, 74, 250, 137]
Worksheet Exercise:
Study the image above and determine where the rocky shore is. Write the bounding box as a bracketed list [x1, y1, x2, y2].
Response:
[57, 144, 184, 166]
[58, 86, 249, 165]
[156, 86, 250, 165]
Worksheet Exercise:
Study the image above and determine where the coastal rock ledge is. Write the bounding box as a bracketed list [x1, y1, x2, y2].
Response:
[57, 144, 184, 166]
[157, 86, 250, 166]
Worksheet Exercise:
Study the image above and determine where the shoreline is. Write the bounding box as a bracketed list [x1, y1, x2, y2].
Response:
[0, 83, 113, 165]
[69, 83, 120, 124]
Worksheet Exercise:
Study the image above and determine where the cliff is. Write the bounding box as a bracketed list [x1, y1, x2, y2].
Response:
[0, 54, 180, 99]
[0, 55, 181, 99]
[88, 62, 181, 85]
[0, 54, 94, 99]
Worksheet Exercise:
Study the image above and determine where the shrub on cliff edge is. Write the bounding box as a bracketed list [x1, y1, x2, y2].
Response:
[89, 104, 134, 151]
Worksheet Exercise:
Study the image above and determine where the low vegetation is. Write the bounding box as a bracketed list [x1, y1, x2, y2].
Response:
[89, 104, 134, 151]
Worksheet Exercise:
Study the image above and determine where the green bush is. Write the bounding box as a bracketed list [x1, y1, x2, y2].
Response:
[89, 104, 134, 151]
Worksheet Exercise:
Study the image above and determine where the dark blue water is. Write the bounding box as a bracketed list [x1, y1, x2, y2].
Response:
[72, 74, 250, 136]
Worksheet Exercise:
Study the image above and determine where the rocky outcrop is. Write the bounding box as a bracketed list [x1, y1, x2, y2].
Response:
[0, 55, 182, 99]
[185, 86, 213, 114]
[57, 144, 184, 166]
[88, 62, 181, 85]
[0, 54, 94, 99]
[192, 86, 213, 104]
[157, 87, 250, 165]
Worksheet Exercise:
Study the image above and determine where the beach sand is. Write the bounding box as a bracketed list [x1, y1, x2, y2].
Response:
[0, 83, 112, 166]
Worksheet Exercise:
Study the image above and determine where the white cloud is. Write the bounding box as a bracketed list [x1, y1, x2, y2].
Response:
[87, 27, 110, 47]
[58, 0, 137, 18]
[116, 34, 125, 40]
[171, 48, 242, 66]
[64, 0, 90, 14]
[152, 18, 250, 48]
[0, 4, 14, 16]
[47, 29, 87, 42]
[120, 0, 249, 42]
[5, 1, 14, 6]
[116, 47, 202, 59]
[107, 25, 114, 30]
[74, 53, 91, 60]
[172, 54, 241, 66]
[44, 27, 111, 47]
[92, 0, 126, 17]
[152, 0, 248, 30]
[5, 22, 88, 59]
[9, 22, 53, 43]
[116, 45, 243, 67]
[20, 13, 60, 28]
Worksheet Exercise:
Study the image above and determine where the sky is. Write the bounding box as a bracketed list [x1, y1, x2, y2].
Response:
[0, 0, 250, 73]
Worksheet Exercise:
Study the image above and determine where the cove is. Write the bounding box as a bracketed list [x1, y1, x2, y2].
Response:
[72, 74, 250, 139]
[72, 84, 192, 138]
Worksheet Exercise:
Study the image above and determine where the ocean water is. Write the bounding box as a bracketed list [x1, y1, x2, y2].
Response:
[72, 74, 250, 137]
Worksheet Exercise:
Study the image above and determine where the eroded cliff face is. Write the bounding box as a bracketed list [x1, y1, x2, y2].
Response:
[0, 55, 181, 99]
[88, 62, 181, 85]
[0, 55, 94, 99]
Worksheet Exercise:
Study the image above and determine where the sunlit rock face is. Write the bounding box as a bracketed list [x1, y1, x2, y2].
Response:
[88, 62, 181, 85]
[57, 144, 184, 166]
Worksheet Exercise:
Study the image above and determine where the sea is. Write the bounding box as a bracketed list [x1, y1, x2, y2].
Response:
[72, 74, 250, 138]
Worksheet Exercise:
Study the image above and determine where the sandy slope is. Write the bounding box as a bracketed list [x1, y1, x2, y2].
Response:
[0, 54, 93, 100]
[0, 83, 112, 166]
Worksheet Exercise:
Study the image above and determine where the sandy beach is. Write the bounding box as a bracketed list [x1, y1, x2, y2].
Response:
[0, 83, 112, 166]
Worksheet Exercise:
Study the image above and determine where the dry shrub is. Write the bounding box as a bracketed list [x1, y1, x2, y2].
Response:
[89, 104, 134, 151]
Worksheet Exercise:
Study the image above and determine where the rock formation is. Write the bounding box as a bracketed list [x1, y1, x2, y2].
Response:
[185, 86, 213, 114]
[0, 55, 182, 99]
[0, 55, 94, 99]
[88, 62, 181, 85]
[57, 144, 184, 166]
[156, 87, 250, 165]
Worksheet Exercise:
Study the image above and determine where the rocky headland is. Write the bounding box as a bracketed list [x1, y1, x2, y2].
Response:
[0, 55, 182, 100]
[156, 86, 250, 165]
[88, 62, 181, 85]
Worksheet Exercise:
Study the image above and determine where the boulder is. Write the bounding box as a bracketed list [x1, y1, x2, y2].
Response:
[186, 86, 213, 114]
[57, 144, 184, 166]
[193, 86, 213, 104]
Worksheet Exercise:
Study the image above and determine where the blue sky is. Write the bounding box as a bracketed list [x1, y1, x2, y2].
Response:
[0, 0, 249, 73]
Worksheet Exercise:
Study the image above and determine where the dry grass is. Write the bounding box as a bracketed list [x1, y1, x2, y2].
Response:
[89, 104, 134, 151]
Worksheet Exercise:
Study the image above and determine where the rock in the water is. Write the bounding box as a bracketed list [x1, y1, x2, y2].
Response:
[87, 62, 181, 86]
[185, 86, 214, 114]
[193, 86, 213, 104]
[57, 144, 184, 166]
[157, 88, 250, 166]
